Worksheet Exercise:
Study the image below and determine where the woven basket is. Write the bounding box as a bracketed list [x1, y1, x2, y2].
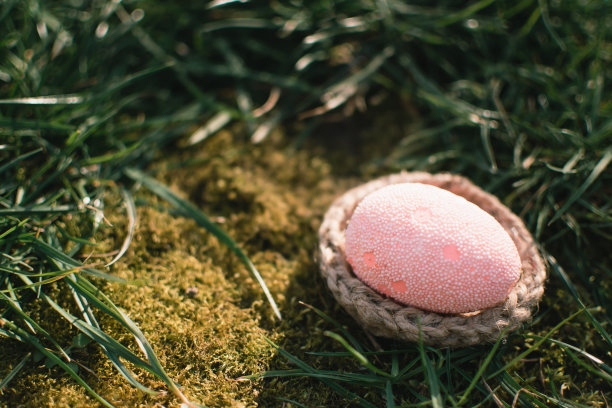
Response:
[318, 172, 546, 348]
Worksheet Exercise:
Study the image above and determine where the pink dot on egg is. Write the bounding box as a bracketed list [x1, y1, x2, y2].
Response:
[412, 207, 433, 223]
[443, 244, 460, 261]
[363, 252, 377, 268]
[391, 280, 408, 293]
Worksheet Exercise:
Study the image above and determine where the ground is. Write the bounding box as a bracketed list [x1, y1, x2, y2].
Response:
[0, 106, 609, 407]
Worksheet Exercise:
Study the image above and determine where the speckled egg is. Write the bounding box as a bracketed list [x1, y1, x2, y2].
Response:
[345, 183, 522, 314]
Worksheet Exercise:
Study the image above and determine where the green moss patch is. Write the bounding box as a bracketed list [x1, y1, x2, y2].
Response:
[0, 126, 353, 407]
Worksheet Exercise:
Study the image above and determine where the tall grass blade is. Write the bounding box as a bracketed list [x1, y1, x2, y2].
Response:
[487, 307, 587, 379]
[105, 188, 136, 267]
[548, 148, 612, 225]
[0, 95, 84, 105]
[16, 273, 157, 396]
[0, 352, 30, 392]
[564, 349, 612, 382]
[0, 319, 113, 408]
[417, 324, 443, 408]
[323, 331, 392, 378]
[26, 237, 127, 283]
[526, 335, 612, 375]
[299, 301, 365, 353]
[0, 148, 43, 176]
[546, 253, 612, 346]
[64, 276, 202, 407]
[457, 330, 509, 405]
[385, 380, 395, 408]
[124, 167, 281, 320]
[0, 292, 70, 361]
[256, 336, 378, 408]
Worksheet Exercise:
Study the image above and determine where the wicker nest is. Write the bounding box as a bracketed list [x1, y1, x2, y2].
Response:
[318, 172, 546, 348]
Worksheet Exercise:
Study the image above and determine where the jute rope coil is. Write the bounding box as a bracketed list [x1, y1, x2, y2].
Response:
[318, 172, 546, 348]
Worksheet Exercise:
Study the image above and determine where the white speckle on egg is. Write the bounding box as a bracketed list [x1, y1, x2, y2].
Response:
[344, 183, 522, 314]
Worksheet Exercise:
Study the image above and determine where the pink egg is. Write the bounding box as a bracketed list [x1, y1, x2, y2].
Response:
[345, 183, 522, 314]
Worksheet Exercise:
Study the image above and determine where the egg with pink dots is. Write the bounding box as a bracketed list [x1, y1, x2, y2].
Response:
[344, 183, 522, 314]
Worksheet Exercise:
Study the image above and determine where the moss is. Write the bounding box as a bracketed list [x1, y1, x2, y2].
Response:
[0, 126, 349, 407]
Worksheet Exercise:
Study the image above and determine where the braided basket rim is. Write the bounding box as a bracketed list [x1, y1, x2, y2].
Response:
[318, 172, 546, 348]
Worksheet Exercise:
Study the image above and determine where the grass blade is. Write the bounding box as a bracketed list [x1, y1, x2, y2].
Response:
[528, 335, 612, 377]
[124, 167, 281, 320]
[0, 95, 83, 105]
[457, 329, 508, 405]
[0, 205, 81, 216]
[0, 118, 74, 131]
[546, 253, 612, 346]
[63, 276, 202, 407]
[255, 336, 378, 408]
[1, 268, 75, 292]
[435, 0, 497, 27]
[549, 148, 612, 225]
[105, 188, 136, 267]
[26, 238, 128, 283]
[417, 323, 443, 408]
[486, 307, 587, 379]
[0, 148, 43, 176]
[419, 347, 443, 408]
[16, 274, 157, 396]
[299, 301, 365, 353]
[385, 380, 395, 408]
[564, 349, 612, 382]
[0, 352, 31, 392]
[0, 292, 70, 361]
[0, 318, 113, 408]
[324, 331, 392, 378]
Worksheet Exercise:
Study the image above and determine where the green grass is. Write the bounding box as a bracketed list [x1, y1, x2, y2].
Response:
[1, 0, 611, 406]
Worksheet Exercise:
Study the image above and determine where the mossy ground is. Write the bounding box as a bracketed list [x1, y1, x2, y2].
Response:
[0, 115, 372, 407]
[0, 107, 609, 408]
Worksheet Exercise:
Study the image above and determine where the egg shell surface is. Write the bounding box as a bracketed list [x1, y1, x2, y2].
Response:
[344, 183, 522, 314]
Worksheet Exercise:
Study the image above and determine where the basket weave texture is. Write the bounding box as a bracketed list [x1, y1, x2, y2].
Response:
[318, 172, 546, 347]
